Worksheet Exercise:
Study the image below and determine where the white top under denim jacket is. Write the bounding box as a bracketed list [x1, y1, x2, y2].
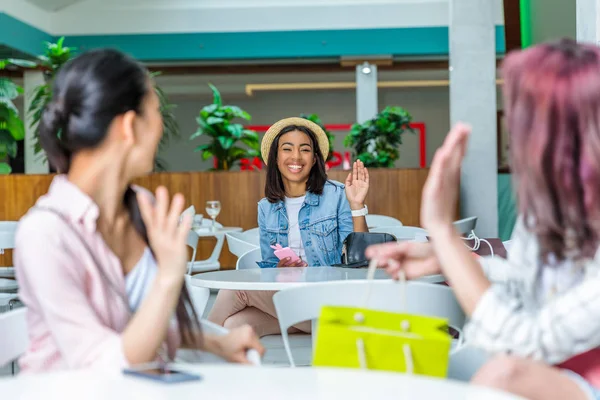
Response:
[257, 180, 353, 268]
[467, 217, 600, 365]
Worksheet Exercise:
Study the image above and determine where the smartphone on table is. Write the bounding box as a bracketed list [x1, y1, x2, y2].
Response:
[123, 363, 202, 384]
[271, 244, 300, 263]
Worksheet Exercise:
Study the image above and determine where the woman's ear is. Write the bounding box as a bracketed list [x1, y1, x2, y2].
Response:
[118, 110, 137, 147]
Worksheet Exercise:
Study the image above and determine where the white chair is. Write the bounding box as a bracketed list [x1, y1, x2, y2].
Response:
[175, 319, 261, 366]
[503, 240, 513, 253]
[273, 280, 466, 367]
[0, 222, 18, 292]
[185, 275, 210, 318]
[453, 216, 477, 235]
[236, 248, 262, 270]
[446, 345, 490, 382]
[370, 226, 428, 241]
[187, 219, 225, 274]
[180, 206, 195, 222]
[226, 232, 259, 258]
[0, 307, 27, 375]
[365, 215, 403, 229]
[242, 228, 260, 239]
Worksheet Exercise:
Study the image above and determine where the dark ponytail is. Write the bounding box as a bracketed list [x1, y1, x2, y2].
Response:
[39, 101, 71, 173]
[40, 49, 201, 348]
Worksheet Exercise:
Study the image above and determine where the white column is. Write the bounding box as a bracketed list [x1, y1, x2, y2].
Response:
[449, 0, 498, 237]
[577, 0, 600, 45]
[355, 62, 378, 123]
[23, 70, 49, 174]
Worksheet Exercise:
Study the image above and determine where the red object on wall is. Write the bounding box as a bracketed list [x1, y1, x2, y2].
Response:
[222, 122, 427, 170]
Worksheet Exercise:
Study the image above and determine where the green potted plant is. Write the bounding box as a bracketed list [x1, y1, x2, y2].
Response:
[299, 113, 335, 161]
[29, 37, 76, 156]
[191, 84, 260, 170]
[344, 106, 415, 168]
[0, 58, 36, 174]
[28, 38, 179, 171]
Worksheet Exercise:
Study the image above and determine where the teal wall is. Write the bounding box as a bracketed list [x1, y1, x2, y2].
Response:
[0, 13, 52, 56]
[0, 13, 506, 61]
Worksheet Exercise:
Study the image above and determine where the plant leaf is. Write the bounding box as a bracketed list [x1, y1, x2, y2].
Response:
[206, 116, 225, 125]
[0, 98, 18, 115]
[201, 149, 214, 161]
[208, 83, 222, 107]
[6, 58, 37, 68]
[7, 109, 24, 140]
[0, 162, 11, 174]
[241, 136, 260, 150]
[218, 136, 235, 150]
[226, 124, 243, 138]
[201, 104, 218, 115]
[221, 105, 251, 120]
[194, 143, 212, 153]
[0, 130, 18, 158]
[0, 78, 21, 100]
[242, 129, 259, 140]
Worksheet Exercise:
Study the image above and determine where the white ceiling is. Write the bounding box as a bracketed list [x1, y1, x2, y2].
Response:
[24, 0, 85, 12]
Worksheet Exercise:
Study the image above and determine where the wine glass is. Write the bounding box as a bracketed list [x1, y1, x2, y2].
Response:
[205, 201, 221, 231]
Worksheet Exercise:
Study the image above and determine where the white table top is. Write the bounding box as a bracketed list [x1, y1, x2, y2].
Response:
[0, 365, 523, 400]
[191, 266, 445, 290]
[192, 227, 242, 237]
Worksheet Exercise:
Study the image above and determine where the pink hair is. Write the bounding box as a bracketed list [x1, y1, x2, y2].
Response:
[503, 38, 600, 261]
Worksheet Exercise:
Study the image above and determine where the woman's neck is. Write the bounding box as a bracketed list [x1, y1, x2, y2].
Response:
[67, 155, 130, 226]
[283, 179, 307, 198]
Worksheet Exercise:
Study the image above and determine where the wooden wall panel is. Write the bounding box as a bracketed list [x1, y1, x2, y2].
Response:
[0, 169, 430, 268]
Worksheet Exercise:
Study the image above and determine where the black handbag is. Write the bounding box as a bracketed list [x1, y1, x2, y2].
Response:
[334, 232, 397, 268]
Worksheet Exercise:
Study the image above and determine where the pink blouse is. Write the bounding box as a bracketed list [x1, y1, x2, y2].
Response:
[14, 175, 179, 373]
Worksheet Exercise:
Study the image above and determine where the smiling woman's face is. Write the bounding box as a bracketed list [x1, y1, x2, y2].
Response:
[276, 129, 316, 185]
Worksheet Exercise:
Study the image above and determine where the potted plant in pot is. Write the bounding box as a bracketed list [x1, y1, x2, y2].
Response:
[191, 84, 260, 170]
[344, 106, 415, 168]
[28, 37, 179, 171]
[299, 113, 335, 161]
[0, 58, 37, 174]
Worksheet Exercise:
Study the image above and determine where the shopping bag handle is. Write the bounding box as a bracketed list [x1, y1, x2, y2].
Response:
[362, 258, 407, 308]
[363, 258, 464, 355]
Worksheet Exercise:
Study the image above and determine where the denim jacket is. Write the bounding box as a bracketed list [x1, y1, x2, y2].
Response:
[257, 180, 353, 268]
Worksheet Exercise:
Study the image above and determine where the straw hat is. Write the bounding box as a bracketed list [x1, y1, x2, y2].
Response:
[261, 117, 330, 165]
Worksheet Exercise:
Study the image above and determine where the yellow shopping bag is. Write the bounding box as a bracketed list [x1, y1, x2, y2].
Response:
[312, 261, 453, 377]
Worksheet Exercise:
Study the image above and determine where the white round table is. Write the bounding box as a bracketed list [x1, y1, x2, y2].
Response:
[0, 365, 523, 400]
[191, 266, 445, 290]
[192, 226, 242, 237]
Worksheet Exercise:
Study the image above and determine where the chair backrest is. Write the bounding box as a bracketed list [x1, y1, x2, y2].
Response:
[186, 230, 200, 274]
[243, 227, 260, 237]
[236, 248, 262, 270]
[273, 280, 466, 366]
[370, 226, 428, 241]
[365, 215, 403, 229]
[0, 221, 18, 250]
[453, 216, 477, 235]
[185, 275, 211, 317]
[446, 345, 490, 382]
[226, 232, 259, 258]
[180, 206, 196, 222]
[0, 307, 28, 367]
[239, 229, 260, 246]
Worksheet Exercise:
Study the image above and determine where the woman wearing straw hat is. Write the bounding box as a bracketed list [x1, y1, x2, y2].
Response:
[208, 117, 369, 336]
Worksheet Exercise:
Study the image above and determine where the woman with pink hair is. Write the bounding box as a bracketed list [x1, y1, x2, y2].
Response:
[367, 39, 600, 399]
